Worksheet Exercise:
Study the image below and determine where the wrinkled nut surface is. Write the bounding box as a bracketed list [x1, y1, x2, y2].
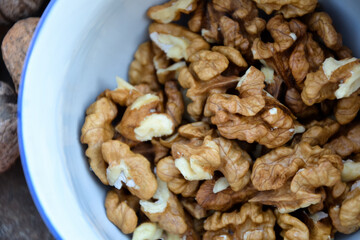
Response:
[196, 180, 257, 211]
[178, 121, 212, 139]
[252, 15, 296, 59]
[214, 137, 251, 191]
[102, 140, 157, 200]
[285, 88, 319, 119]
[178, 67, 239, 119]
[324, 122, 360, 158]
[147, 0, 197, 24]
[251, 142, 338, 191]
[204, 203, 276, 240]
[289, 33, 325, 87]
[105, 189, 138, 234]
[329, 181, 360, 234]
[212, 46, 248, 68]
[205, 66, 266, 117]
[149, 22, 209, 61]
[249, 181, 322, 213]
[301, 57, 360, 106]
[187, 0, 204, 33]
[165, 80, 184, 127]
[181, 198, 207, 219]
[275, 211, 309, 240]
[0, 82, 19, 173]
[303, 212, 332, 240]
[335, 90, 360, 125]
[157, 156, 199, 197]
[219, 16, 250, 53]
[172, 136, 221, 180]
[81, 97, 118, 184]
[116, 93, 175, 141]
[189, 50, 229, 81]
[307, 12, 342, 51]
[105, 77, 142, 106]
[253, 0, 317, 18]
[1, 17, 39, 92]
[140, 178, 188, 235]
[301, 118, 340, 146]
[128, 41, 159, 90]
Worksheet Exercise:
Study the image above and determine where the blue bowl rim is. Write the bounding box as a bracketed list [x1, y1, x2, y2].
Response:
[17, 0, 61, 239]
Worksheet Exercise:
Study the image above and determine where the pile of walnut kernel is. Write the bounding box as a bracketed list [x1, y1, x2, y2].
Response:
[80, 0, 360, 239]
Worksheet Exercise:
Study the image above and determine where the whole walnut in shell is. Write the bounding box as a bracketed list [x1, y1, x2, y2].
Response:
[0, 82, 18, 172]
[0, 0, 44, 25]
[1, 17, 39, 92]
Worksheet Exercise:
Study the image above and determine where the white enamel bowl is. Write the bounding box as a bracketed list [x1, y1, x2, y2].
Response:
[19, 0, 360, 239]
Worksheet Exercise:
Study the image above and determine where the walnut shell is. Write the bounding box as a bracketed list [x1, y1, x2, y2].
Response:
[1, 17, 39, 92]
[0, 81, 18, 172]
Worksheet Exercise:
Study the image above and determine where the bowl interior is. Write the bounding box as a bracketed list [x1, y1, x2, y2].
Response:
[20, 0, 360, 239]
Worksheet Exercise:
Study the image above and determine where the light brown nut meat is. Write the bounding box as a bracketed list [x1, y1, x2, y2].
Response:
[178, 67, 239, 120]
[249, 181, 322, 213]
[140, 178, 188, 235]
[1, 17, 39, 92]
[329, 181, 360, 234]
[149, 22, 210, 61]
[152, 43, 170, 71]
[164, 81, 184, 127]
[151, 138, 169, 163]
[334, 90, 360, 125]
[290, 157, 342, 195]
[204, 66, 266, 117]
[219, 16, 250, 53]
[253, 0, 317, 18]
[196, 180, 257, 211]
[342, 160, 360, 182]
[0, 0, 44, 25]
[251, 142, 334, 191]
[147, 0, 197, 24]
[324, 122, 360, 158]
[157, 156, 199, 197]
[212, 46, 248, 68]
[275, 211, 309, 240]
[307, 12, 342, 51]
[214, 137, 251, 191]
[132, 222, 163, 240]
[301, 57, 360, 106]
[156, 61, 186, 84]
[105, 77, 143, 106]
[0, 82, 18, 173]
[303, 212, 333, 240]
[300, 118, 340, 146]
[172, 136, 221, 180]
[128, 41, 159, 90]
[213, 0, 253, 19]
[203, 203, 276, 240]
[178, 122, 212, 139]
[201, 2, 224, 44]
[81, 97, 117, 185]
[252, 15, 296, 60]
[261, 60, 283, 99]
[208, 79, 302, 148]
[289, 33, 324, 88]
[181, 198, 207, 219]
[105, 189, 139, 234]
[189, 50, 229, 81]
[116, 93, 175, 141]
[188, 0, 205, 32]
[102, 140, 157, 200]
[285, 88, 318, 119]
